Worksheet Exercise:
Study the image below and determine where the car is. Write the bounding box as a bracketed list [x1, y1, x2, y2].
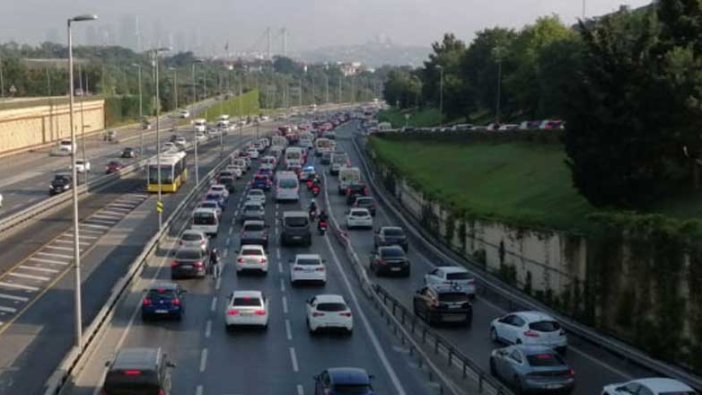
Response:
[424, 266, 476, 299]
[195, 132, 207, 142]
[225, 290, 269, 330]
[321, 152, 332, 165]
[204, 192, 226, 210]
[102, 348, 175, 395]
[346, 208, 373, 229]
[234, 244, 268, 274]
[353, 196, 377, 216]
[345, 183, 369, 205]
[306, 294, 352, 334]
[601, 378, 698, 395]
[290, 254, 327, 285]
[490, 345, 576, 394]
[225, 166, 243, 179]
[281, 211, 312, 246]
[374, 226, 409, 251]
[219, 175, 236, 193]
[314, 367, 373, 395]
[240, 220, 269, 248]
[179, 110, 191, 118]
[49, 173, 72, 196]
[490, 311, 567, 353]
[162, 142, 178, 152]
[179, 229, 209, 252]
[71, 159, 91, 173]
[105, 160, 124, 174]
[232, 158, 248, 172]
[141, 282, 186, 320]
[171, 247, 209, 279]
[247, 148, 260, 159]
[413, 284, 472, 326]
[246, 189, 266, 206]
[369, 246, 410, 277]
[208, 184, 229, 200]
[198, 201, 222, 218]
[539, 120, 565, 130]
[251, 174, 272, 191]
[239, 202, 265, 224]
[121, 147, 137, 158]
[299, 166, 317, 181]
[498, 124, 519, 131]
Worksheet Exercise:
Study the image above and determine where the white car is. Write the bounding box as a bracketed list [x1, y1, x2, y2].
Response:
[179, 229, 209, 252]
[601, 378, 697, 395]
[208, 184, 229, 199]
[197, 201, 222, 218]
[490, 311, 567, 353]
[235, 244, 268, 274]
[225, 290, 269, 330]
[51, 140, 75, 156]
[71, 159, 91, 173]
[306, 294, 353, 334]
[290, 254, 327, 285]
[246, 189, 266, 206]
[225, 165, 243, 178]
[424, 266, 476, 299]
[346, 208, 373, 229]
[232, 159, 248, 173]
[195, 132, 207, 142]
[179, 110, 190, 118]
[0, 193, 3, 208]
[247, 148, 260, 159]
[161, 142, 178, 152]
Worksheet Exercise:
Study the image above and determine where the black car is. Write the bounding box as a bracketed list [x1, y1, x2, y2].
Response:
[413, 284, 472, 326]
[102, 348, 174, 395]
[281, 211, 312, 246]
[219, 175, 236, 193]
[121, 147, 136, 158]
[171, 248, 209, 279]
[141, 282, 186, 320]
[374, 226, 409, 251]
[369, 246, 410, 277]
[345, 183, 369, 205]
[320, 152, 332, 165]
[353, 196, 377, 216]
[49, 173, 72, 196]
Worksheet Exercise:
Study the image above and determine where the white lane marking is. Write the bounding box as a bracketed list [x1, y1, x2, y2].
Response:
[108, 203, 135, 209]
[289, 347, 299, 372]
[215, 276, 222, 291]
[8, 272, 50, 282]
[0, 282, 39, 292]
[323, 235, 407, 395]
[105, 206, 130, 213]
[91, 213, 123, 220]
[35, 252, 71, 259]
[81, 223, 110, 230]
[195, 385, 203, 395]
[278, 261, 283, 273]
[85, 219, 117, 226]
[101, 209, 127, 216]
[285, 319, 292, 340]
[29, 257, 69, 265]
[75, 228, 104, 235]
[44, 245, 78, 251]
[297, 385, 304, 395]
[199, 348, 208, 372]
[280, 278, 285, 292]
[205, 320, 212, 338]
[275, 249, 281, 260]
[226, 238, 231, 247]
[222, 249, 228, 258]
[0, 306, 17, 314]
[210, 296, 218, 312]
[282, 296, 289, 314]
[228, 226, 233, 235]
[60, 233, 98, 240]
[0, 293, 29, 302]
[54, 239, 90, 246]
[19, 265, 60, 274]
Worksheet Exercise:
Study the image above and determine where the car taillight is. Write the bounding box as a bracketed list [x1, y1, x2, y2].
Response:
[201, 240, 206, 246]
[238, 258, 245, 263]
[377, 259, 385, 265]
[364, 187, 369, 195]
[346, 188, 351, 195]
[123, 370, 142, 376]
[524, 330, 540, 338]
[339, 312, 352, 317]
[194, 261, 204, 268]
[142, 298, 152, 306]
[568, 369, 575, 377]
[315, 267, 325, 272]
[431, 299, 439, 307]
[159, 390, 166, 395]
[254, 309, 266, 316]
[172, 298, 181, 306]
[261, 258, 267, 263]
[312, 312, 325, 317]
[170, 261, 178, 268]
[227, 309, 239, 316]
[294, 267, 304, 271]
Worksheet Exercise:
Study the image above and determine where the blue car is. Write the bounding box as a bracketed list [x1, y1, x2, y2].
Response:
[251, 174, 272, 191]
[314, 367, 374, 395]
[141, 282, 186, 320]
[204, 193, 226, 210]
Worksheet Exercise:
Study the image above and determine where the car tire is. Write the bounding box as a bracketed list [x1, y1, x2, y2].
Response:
[490, 327, 499, 343]
[403, 268, 411, 277]
[489, 358, 497, 377]
[514, 376, 524, 395]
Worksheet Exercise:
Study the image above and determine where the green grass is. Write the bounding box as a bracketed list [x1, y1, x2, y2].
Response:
[370, 137, 596, 232]
[377, 107, 442, 128]
[204, 90, 260, 122]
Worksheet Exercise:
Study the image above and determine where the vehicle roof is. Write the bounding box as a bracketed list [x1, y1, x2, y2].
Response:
[112, 348, 161, 370]
[182, 229, 206, 237]
[314, 294, 346, 304]
[632, 378, 696, 391]
[243, 220, 265, 226]
[427, 283, 471, 294]
[54, 172, 71, 178]
[381, 226, 404, 232]
[283, 211, 308, 217]
[240, 244, 265, 251]
[232, 290, 263, 298]
[147, 282, 179, 291]
[378, 245, 405, 253]
[326, 367, 370, 384]
[349, 208, 370, 214]
[295, 254, 321, 261]
[193, 207, 218, 214]
[438, 266, 468, 274]
[513, 311, 557, 323]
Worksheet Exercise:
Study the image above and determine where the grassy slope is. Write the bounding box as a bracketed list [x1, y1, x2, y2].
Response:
[377, 108, 442, 128]
[370, 138, 596, 232]
[204, 90, 260, 122]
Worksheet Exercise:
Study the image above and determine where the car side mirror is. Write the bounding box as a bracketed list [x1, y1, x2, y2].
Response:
[369, 374, 375, 380]
[104, 360, 111, 367]
[166, 361, 176, 368]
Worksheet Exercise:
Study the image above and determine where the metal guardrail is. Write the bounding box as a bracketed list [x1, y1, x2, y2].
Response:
[351, 131, 702, 391]
[42, 136, 258, 395]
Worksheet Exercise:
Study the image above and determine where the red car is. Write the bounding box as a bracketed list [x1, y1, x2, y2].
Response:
[105, 161, 124, 174]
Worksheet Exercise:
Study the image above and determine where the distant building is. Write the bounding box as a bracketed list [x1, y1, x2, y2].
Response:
[339, 62, 363, 76]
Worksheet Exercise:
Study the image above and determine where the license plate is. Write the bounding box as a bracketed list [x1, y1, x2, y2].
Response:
[545, 384, 563, 389]
[240, 312, 253, 316]
[155, 310, 168, 314]
[293, 236, 301, 240]
[390, 267, 401, 272]
[180, 265, 192, 269]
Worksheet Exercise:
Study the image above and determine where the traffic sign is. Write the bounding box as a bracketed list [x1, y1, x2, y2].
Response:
[156, 200, 164, 213]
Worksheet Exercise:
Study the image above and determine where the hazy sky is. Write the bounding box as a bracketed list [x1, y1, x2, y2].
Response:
[1, 0, 651, 52]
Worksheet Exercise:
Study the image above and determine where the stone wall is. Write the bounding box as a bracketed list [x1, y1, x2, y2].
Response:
[0, 98, 105, 155]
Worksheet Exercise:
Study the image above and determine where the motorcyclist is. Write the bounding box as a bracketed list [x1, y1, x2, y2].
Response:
[309, 199, 318, 219]
[209, 248, 220, 278]
[318, 210, 328, 223]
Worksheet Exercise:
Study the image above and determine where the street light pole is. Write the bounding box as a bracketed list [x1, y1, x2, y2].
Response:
[191, 59, 202, 185]
[492, 47, 505, 123]
[67, 13, 97, 352]
[0, 57, 4, 97]
[171, 68, 178, 110]
[151, 47, 170, 231]
[132, 63, 143, 155]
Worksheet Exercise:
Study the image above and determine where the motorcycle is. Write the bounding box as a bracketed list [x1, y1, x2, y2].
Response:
[311, 184, 320, 197]
[318, 219, 328, 235]
[306, 179, 314, 190]
[309, 208, 317, 222]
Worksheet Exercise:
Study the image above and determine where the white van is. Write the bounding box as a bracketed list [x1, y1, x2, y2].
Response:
[191, 207, 219, 237]
[314, 137, 334, 157]
[193, 118, 207, 133]
[285, 147, 304, 168]
[275, 171, 300, 202]
[272, 135, 288, 148]
[338, 166, 361, 194]
[217, 114, 231, 130]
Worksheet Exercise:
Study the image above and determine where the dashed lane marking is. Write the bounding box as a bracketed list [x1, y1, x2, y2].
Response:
[0, 306, 17, 314]
[7, 272, 50, 282]
[289, 347, 299, 372]
[282, 296, 289, 314]
[199, 348, 208, 372]
[297, 385, 304, 395]
[0, 293, 28, 302]
[19, 265, 60, 274]
[29, 257, 69, 265]
[0, 282, 38, 292]
[210, 296, 217, 312]
[285, 319, 292, 341]
[205, 320, 212, 338]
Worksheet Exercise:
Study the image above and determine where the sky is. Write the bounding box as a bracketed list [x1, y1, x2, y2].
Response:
[0, 0, 652, 53]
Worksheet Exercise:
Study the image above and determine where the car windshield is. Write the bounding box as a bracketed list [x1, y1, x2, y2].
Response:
[193, 212, 216, 225]
[147, 288, 176, 299]
[526, 353, 565, 367]
[285, 217, 308, 227]
[233, 297, 262, 307]
[249, 190, 264, 196]
[244, 205, 261, 212]
[446, 272, 470, 280]
[384, 228, 404, 237]
[357, 198, 373, 205]
[176, 250, 201, 260]
[242, 248, 262, 256]
[529, 320, 561, 332]
[200, 202, 217, 209]
[279, 179, 298, 188]
[296, 258, 320, 266]
[181, 233, 202, 241]
[381, 248, 404, 258]
[438, 292, 468, 302]
[244, 223, 265, 231]
[316, 302, 347, 312]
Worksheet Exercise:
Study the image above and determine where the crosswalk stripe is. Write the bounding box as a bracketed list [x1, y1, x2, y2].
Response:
[29, 257, 69, 265]
[0, 282, 39, 292]
[0, 293, 29, 302]
[20, 265, 60, 274]
[36, 252, 71, 259]
[8, 272, 50, 282]
[60, 233, 98, 240]
[45, 245, 76, 251]
[85, 219, 116, 225]
[109, 203, 134, 209]
[81, 223, 110, 230]
[91, 213, 123, 220]
[0, 306, 17, 314]
[54, 239, 90, 246]
[74, 228, 104, 235]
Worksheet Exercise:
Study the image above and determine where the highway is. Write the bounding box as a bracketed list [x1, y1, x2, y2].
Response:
[64, 137, 440, 395]
[318, 121, 665, 394]
[0, 119, 270, 395]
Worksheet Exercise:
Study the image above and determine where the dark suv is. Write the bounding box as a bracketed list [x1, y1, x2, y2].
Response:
[102, 348, 174, 395]
[141, 282, 186, 320]
[369, 246, 410, 277]
[281, 211, 312, 246]
[374, 226, 409, 251]
[413, 284, 472, 326]
[49, 173, 72, 196]
[345, 183, 369, 205]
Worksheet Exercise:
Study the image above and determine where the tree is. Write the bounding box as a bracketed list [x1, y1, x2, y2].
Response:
[273, 56, 300, 75]
[383, 69, 421, 109]
[418, 33, 467, 118]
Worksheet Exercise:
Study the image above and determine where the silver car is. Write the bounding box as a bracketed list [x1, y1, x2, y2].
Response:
[239, 202, 265, 224]
[179, 229, 209, 252]
[240, 220, 269, 248]
[490, 345, 575, 394]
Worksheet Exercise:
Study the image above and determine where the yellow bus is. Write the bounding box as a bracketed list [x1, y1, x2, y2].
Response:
[147, 151, 188, 193]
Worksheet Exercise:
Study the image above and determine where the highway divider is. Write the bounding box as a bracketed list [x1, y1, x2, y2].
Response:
[41, 131, 270, 395]
[350, 128, 702, 391]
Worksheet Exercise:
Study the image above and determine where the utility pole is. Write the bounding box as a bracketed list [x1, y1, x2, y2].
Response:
[0, 57, 4, 97]
[338, 75, 342, 103]
[267, 27, 272, 60]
